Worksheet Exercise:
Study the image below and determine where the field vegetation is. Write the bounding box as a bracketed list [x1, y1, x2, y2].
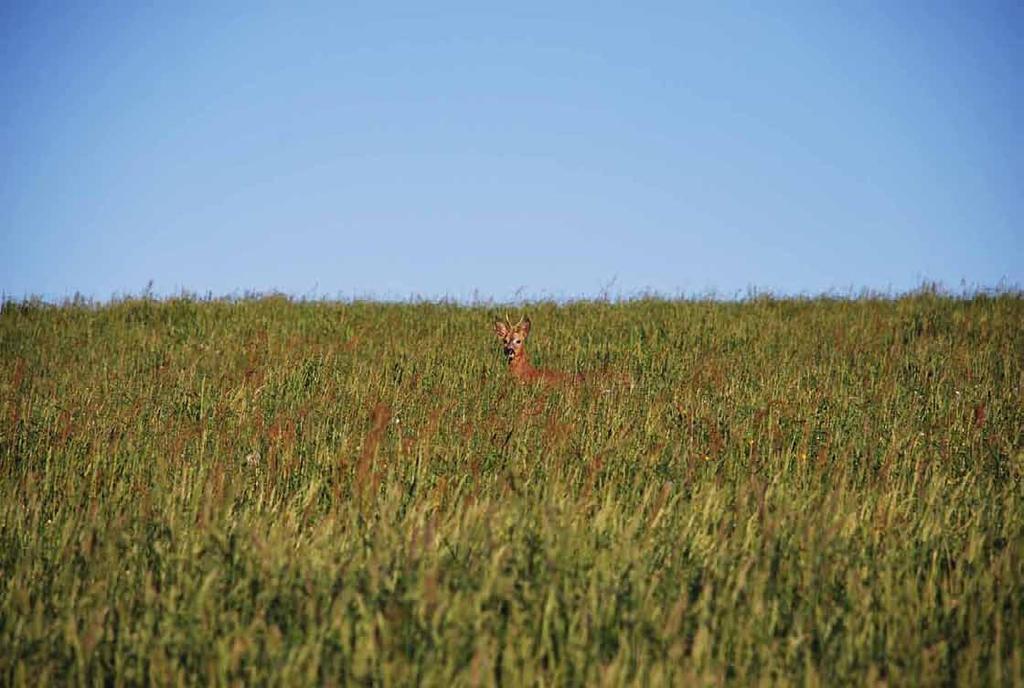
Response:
[1, 290, 1022, 685]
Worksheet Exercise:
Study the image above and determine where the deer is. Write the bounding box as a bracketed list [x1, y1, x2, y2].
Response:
[493, 314, 582, 385]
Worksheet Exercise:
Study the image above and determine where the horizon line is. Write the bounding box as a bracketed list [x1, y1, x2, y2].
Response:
[3, 280, 1022, 309]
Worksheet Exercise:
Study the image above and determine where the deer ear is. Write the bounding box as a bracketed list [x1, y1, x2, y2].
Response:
[519, 317, 531, 338]
[494, 319, 510, 338]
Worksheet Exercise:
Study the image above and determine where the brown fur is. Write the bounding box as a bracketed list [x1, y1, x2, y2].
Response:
[493, 316, 582, 385]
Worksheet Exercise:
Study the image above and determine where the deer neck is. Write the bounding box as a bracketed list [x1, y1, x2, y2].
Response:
[508, 348, 534, 378]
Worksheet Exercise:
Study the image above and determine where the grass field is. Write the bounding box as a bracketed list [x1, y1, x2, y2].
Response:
[1, 291, 1022, 685]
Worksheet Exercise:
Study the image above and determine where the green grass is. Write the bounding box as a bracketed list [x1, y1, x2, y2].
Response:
[1, 291, 1022, 685]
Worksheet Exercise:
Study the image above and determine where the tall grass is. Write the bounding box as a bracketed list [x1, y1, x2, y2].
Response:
[1, 291, 1021, 684]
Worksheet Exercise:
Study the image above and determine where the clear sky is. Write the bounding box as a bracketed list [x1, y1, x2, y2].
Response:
[2, 2, 1021, 302]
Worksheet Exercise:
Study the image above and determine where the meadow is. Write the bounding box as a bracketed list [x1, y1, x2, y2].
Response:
[1, 291, 1021, 685]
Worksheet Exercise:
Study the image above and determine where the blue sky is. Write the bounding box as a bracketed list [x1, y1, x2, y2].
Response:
[2, 2, 1021, 301]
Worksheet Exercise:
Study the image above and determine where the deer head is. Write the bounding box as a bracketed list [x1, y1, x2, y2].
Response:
[493, 314, 531, 364]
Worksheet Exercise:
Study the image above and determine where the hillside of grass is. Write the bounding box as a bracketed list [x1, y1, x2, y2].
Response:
[1, 292, 1022, 684]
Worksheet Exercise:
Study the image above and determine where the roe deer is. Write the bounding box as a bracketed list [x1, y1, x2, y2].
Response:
[493, 315, 581, 385]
